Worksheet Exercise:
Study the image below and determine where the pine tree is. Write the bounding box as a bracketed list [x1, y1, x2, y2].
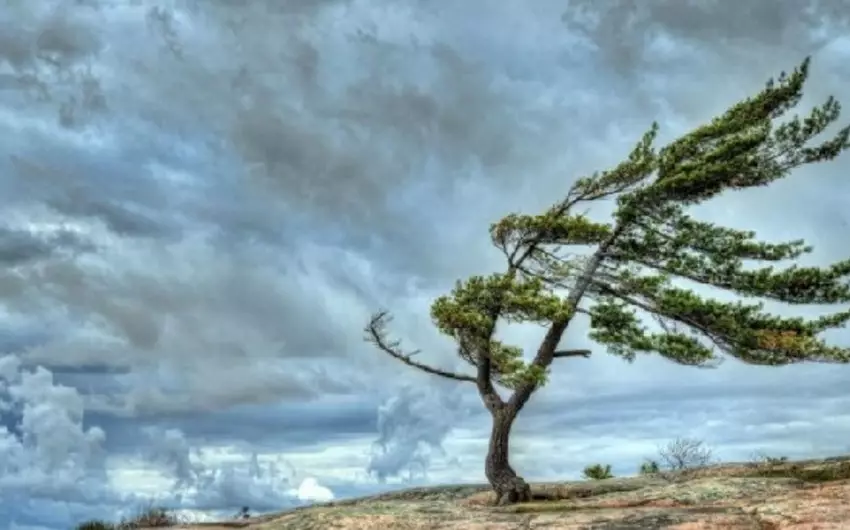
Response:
[365, 57, 850, 505]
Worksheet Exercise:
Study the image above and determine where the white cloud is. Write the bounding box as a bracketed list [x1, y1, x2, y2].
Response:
[0, 355, 107, 493]
[368, 383, 474, 482]
[291, 478, 335, 503]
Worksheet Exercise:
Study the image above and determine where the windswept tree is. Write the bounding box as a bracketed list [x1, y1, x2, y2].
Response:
[365, 58, 850, 505]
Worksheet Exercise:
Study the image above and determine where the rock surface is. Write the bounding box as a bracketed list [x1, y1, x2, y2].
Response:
[145, 456, 850, 529]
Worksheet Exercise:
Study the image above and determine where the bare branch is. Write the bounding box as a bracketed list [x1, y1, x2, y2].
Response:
[657, 437, 714, 471]
[364, 311, 477, 383]
[552, 349, 592, 359]
[574, 306, 592, 317]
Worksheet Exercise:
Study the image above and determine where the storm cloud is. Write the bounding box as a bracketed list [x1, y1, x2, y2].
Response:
[1, 0, 850, 528]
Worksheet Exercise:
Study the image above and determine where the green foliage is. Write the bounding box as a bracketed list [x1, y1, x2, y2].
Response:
[576, 59, 850, 370]
[367, 56, 850, 403]
[429, 273, 571, 387]
[490, 212, 613, 251]
[638, 459, 660, 475]
[582, 463, 614, 480]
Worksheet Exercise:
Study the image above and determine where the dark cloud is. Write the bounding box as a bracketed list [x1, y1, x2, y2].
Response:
[82, 397, 381, 455]
[0, 1, 107, 130]
[562, 0, 850, 75]
[0, 224, 93, 265]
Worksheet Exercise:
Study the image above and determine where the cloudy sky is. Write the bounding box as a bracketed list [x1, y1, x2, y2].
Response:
[2, 0, 850, 528]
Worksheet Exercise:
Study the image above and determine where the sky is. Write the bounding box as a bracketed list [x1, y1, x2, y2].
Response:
[1, 0, 850, 528]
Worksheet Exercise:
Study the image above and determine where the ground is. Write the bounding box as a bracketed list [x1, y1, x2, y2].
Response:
[139, 455, 850, 529]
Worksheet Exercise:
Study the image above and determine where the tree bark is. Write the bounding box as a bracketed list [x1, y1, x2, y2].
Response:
[485, 407, 531, 505]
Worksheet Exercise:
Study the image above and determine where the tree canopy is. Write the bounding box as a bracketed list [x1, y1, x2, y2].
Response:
[366, 57, 850, 415]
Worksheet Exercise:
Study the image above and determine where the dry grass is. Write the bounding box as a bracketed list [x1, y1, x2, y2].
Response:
[744, 457, 850, 483]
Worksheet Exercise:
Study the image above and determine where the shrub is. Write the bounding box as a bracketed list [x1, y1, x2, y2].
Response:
[73, 505, 179, 530]
[638, 459, 660, 475]
[657, 437, 713, 471]
[750, 452, 789, 467]
[75, 522, 114, 530]
[131, 506, 177, 527]
[582, 463, 614, 480]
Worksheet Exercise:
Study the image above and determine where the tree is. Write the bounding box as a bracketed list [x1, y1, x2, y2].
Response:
[365, 57, 850, 505]
[657, 437, 713, 471]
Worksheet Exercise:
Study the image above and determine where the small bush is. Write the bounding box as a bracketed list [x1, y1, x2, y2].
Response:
[131, 506, 177, 527]
[638, 459, 660, 475]
[748, 451, 788, 467]
[657, 437, 713, 471]
[73, 505, 179, 530]
[75, 522, 114, 530]
[582, 463, 614, 480]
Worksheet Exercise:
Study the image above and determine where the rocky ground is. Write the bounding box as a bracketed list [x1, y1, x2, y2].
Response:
[144, 455, 850, 529]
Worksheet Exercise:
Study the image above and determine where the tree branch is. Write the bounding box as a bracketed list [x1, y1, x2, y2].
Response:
[590, 280, 731, 362]
[365, 311, 477, 383]
[508, 225, 628, 413]
[553, 349, 592, 359]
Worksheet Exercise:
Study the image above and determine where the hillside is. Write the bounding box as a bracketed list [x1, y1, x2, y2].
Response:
[131, 455, 850, 529]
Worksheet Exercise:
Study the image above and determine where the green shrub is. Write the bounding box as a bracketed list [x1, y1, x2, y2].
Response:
[582, 463, 614, 480]
[638, 459, 660, 475]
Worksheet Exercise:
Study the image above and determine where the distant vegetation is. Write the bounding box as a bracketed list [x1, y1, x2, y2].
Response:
[638, 459, 660, 475]
[74, 505, 180, 530]
[582, 436, 711, 481]
[581, 436, 850, 485]
[582, 463, 614, 480]
[73, 504, 255, 529]
[657, 437, 714, 470]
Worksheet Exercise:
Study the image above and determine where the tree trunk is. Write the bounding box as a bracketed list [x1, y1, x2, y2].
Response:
[485, 407, 532, 505]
